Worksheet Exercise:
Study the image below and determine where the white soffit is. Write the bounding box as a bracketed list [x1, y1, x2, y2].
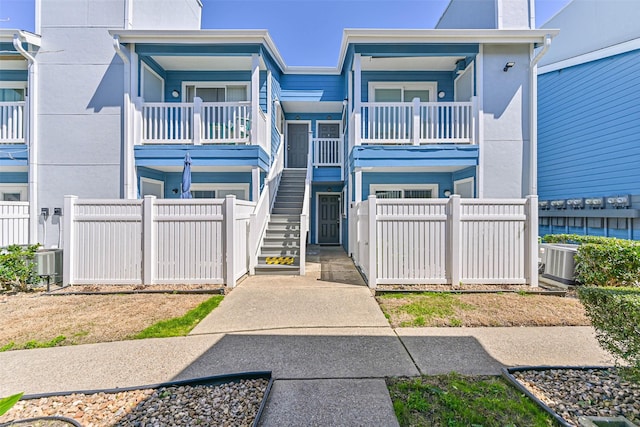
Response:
[0, 59, 27, 70]
[152, 56, 259, 71]
[361, 56, 465, 71]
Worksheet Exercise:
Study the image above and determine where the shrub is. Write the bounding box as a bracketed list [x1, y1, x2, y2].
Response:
[0, 244, 41, 291]
[578, 286, 640, 373]
[542, 234, 640, 287]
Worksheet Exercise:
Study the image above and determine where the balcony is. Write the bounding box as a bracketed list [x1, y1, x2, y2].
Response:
[0, 102, 25, 143]
[312, 137, 344, 180]
[355, 99, 476, 145]
[134, 98, 269, 153]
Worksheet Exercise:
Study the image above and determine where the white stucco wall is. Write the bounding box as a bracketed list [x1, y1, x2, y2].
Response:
[481, 44, 532, 198]
[540, 0, 640, 66]
[437, 0, 532, 29]
[130, 0, 202, 30]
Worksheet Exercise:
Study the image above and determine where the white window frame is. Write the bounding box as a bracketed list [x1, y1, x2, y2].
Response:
[315, 120, 342, 138]
[454, 177, 475, 198]
[140, 177, 164, 198]
[368, 82, 437, 103]
[140, 62, 165, 102]
[0, 184, 28, 201]
[370, 183, 439, 199]
[181, 81, 250, 102]
[0, 82, 27, 100]
[189, 183, 250, 200]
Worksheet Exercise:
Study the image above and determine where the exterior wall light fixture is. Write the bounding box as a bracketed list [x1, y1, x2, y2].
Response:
[171, 90, 180, 98]
[503, 62, 515, 72]
[443, 189, 452, 197]
[438, 91, 446, 99]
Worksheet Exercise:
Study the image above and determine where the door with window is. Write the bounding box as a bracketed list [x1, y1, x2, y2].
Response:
[318, 194, 341, 245]
[370, 84, 435, 140]
[287, 123, 309, 168]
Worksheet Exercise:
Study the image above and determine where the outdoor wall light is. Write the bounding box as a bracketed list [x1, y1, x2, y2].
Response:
[438, 91, 446, 99]
[585, 197, 604, 208]
[538, 200, 549, 210]
[550, 199, 566, 209]
[171, 90, 180, 98]
[503, 61, 515, 72]
[172, 188, 179, 194]
[566, 198, 584, 209]
[443, 189, 452, 197]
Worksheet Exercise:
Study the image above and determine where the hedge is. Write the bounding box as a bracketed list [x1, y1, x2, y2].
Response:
[578, 286, 640, 372]
[542, 234, 640, 287]
[0, 244, 41, 291]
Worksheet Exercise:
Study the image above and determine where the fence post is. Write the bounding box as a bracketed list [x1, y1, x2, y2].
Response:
[62, 195, 77, 286]
[526, 195, 539, 287]
[448, 195, 461, 286]
[225, 195, 237, 287]
[143, 195, 156, 285]
[193, 97, 202, 145]
[367, 195, 377, 288]
[412, 97, 420, 145]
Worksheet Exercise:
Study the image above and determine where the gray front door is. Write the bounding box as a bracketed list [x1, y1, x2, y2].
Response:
[318, 194, 340, 245]
[287, 123, 309, 168]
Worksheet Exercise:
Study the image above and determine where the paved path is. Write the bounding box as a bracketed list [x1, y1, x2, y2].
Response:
[0, 247, 615, 426]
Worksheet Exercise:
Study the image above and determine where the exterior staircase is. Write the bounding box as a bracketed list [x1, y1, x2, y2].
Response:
[254, 168, 306, 275]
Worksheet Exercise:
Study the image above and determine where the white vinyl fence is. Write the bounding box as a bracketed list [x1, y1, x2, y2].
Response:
[352, 195, 538, 288]
[63, 195, 254, 287]
[1, 202, 29, 247]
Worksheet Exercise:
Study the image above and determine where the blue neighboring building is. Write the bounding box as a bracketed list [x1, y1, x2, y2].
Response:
[537, 0, 640, 240]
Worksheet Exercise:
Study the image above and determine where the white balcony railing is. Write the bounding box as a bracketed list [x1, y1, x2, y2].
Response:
[359, 99, 475, 145]
[138, 99, 267, 149]
[313, 138, 342, 167]
[0, 102, 25, 143]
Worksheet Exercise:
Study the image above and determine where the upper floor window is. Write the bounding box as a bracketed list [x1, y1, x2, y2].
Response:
[184, 83, 248, 103]
[369, 82, 436, 103]
[370, 184, 438, 199]
[0, 87, 25, 102]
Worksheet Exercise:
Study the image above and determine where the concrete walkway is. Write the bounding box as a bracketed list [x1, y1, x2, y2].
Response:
[0, 247, 615, 426]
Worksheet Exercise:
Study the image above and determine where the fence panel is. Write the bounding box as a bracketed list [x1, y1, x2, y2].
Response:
[0, 202, 29, 247]
[154, 200, 225, 284]
[460, 200, 527, 284]
[234, 201, 255, 281]
[375, 199, 448, 284]
[355, 201, 370, 280]
[72, 200, 143, 284]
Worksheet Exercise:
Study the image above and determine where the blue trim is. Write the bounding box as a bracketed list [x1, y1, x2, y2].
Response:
[0, 144, 28, 166]
[134, 145, 270, 171]
[313, 167, 342, 182]
[0, 70, 28, 82]
[353, 43, 478, 57]
[135, 44, 262, 56]
[350, 145, 478, 169]
[0, 171, 28, 183]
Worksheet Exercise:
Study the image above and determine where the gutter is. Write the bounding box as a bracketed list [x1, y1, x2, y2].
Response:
[112, 35, 135, 199]
[529, 34, 553, 196]
[13, 32, 38, 245]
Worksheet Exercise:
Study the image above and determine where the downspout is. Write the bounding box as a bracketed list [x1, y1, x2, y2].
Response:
[529, 34, 552, 196]
[13, 32, 38, 245]
[112, 35, 135, 199]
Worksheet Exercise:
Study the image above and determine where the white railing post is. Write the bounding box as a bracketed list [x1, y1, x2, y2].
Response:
[525, 195, 539, 287]
[251, 54, 260, 146]
[225, 195, 237, 287]
[448, 195, 461, 286]
[134, 97, 144, 145]
[142, 195, 156, 285]
[353, 53, 362, 146]
[472, 96, 478, 144]
[367, 195, 377, 288]
[412, 97, 420, 145]
[193, 97, 202, 145]
[62, 195, 77, 286]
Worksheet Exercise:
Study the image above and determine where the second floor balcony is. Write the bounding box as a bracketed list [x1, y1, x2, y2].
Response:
[354, 98, 477, 146]
[134, 97, 269, 154]
[0, 101, 25, 143]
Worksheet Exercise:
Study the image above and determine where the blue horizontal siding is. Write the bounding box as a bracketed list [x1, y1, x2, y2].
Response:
[538, 49, 640, 200]
[280, 74, 344, 102]
[353, 44, 478, 57]
[135, 44, 261, 57]
[0, 172, 28, 183]
[350, 145, 478, 169]
[313, 167, 342, 182]
[137, 168, 251, 199]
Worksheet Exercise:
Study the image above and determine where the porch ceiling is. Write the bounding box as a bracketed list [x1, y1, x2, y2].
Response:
[361, 56, 466, 71]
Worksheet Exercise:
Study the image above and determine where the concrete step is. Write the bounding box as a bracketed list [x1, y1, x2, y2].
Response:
[273, 202, 304, 210]
[259, 248, 301, 257]
[267, 222, 301, 231]
[272, 208, 302, 215]
[265, 229, 300, 237]
[262, 239, 300, 248]
[254, 264, 300, 275]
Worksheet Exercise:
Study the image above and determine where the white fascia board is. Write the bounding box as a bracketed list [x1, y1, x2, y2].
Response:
[0, 29, 42, 46]
[336, 28, 559, 70]
[109, 29, 287, 71]
[538, 37, 640, 75]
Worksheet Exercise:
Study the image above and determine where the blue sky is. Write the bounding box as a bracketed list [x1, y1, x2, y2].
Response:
[0, 0, 571, 66]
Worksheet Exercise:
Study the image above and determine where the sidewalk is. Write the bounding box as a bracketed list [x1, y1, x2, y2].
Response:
[0, 247, 615, 426]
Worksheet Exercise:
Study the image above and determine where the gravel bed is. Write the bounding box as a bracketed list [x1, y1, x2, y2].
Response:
[512, 368, 640, 426]
[0, 379, 268, 427]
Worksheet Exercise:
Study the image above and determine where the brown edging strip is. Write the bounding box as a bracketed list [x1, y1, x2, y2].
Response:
[43, 288, 225, 296]
[374, 289, 566, 297]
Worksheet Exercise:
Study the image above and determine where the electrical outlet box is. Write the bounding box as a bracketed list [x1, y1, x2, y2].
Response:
[54, 207, 62, 216]
[41, 208, 49, 216]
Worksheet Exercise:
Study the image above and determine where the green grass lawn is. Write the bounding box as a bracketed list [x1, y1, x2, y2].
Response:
[131, 295, 224, 339]
[379, 292, 474, 327]
[387, 373, 555, 426]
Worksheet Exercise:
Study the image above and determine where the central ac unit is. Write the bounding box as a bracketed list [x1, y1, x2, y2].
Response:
[540, 243, 578, 285]
[35, 249, 63, 284]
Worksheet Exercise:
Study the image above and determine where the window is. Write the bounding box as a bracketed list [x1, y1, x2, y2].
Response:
[0, 184, 27, 201]
[188, 183, 249, 200]
[184, 83, 249, 102]
[0, 88, 25, 102]
[369, 82, 437, 103]
[370, 184, 437, 199]
[318, 123, 340, 138]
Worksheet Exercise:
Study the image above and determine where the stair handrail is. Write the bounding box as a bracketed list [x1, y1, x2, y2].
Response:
[299, 132, 313, 275]
[249, 140, 285, 273]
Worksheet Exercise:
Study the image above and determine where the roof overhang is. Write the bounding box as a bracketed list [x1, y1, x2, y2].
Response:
[0, 29, 41, 47]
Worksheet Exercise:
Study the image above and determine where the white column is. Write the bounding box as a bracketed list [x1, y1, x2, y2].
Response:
[448, 195, 461, 286]
[412, 97, 420, 145]
[251, 166, 260, 202]
[267, 69, 273, 160]
[367, 195, 377, 288]
[127, 45, 139, 198]
[193, 97, 202, 145]
[251, 53, 260, 146]
[27, 58, 38, 244]
[62, 195, 77, 286]
[355, 170, 362, 202]
[525, 195, 539, 287]
[353, 53, 362, 146]
[225, 195, 237, 287]
[142, 195, 156, 285]
[476, 45, 484, 198]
